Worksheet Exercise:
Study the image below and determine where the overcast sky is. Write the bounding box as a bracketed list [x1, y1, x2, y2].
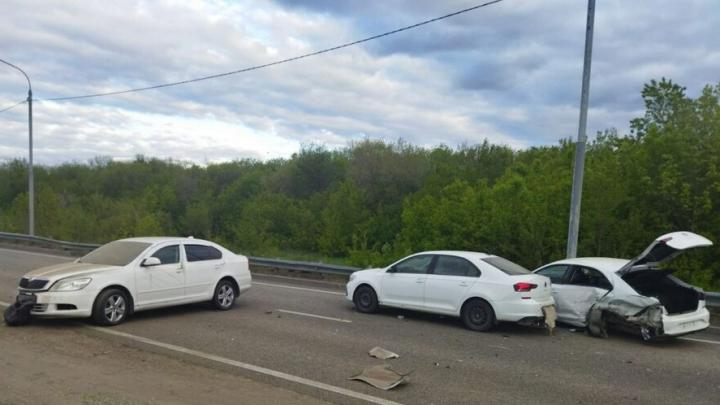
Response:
[1, 0, 719, 165]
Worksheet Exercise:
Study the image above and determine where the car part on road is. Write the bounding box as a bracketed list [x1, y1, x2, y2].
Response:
[3, 294, 35, 326]
[460, 298, 496, 331]
[213, 279, 236, 310]
[369, 347, 399, 360]
[349, 364, 410, 390]
[92, 288, 129, 326]
[353, 285, 379, 313]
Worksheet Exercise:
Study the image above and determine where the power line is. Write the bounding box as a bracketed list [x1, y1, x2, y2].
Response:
[0, 99, 26, 113]
[44, 0, 504, 102]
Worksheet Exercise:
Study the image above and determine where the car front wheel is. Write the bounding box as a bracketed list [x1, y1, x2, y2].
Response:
[353, 285, 379, 313]
[212, 279, 236, 310]
[461, 298, 495, 331]
[92, 288, 129, 326]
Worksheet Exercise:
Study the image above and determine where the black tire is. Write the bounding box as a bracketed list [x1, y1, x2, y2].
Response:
[461, 299, 495, 331]
[353, 285, 379, 314]
[92, 288, 129, 326]
[212, 279, 236, 310]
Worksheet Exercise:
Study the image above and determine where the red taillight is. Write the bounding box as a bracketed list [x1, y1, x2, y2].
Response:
[513, 282, 537, 292]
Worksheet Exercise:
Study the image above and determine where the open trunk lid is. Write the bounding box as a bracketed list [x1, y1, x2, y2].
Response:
[616, 231, 712, 276]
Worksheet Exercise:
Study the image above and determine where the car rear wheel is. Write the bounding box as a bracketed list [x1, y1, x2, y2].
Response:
[212, 279, 236, 310]
[461, 299, 495, 331]
[353, 285, 379, 313]
[92, 288, 129, 326]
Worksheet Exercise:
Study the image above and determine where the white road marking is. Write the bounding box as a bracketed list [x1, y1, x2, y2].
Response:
[0, 299, 400, 405]
[277, 309, 352, 323]
[0, 247, 72, 260]
[679, 337, 720, 345]
[90, 327, 402, 405]
[253, 281, 345, 296]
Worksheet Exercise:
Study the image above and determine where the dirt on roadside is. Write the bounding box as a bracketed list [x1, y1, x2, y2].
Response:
[0, 323, 333, 405]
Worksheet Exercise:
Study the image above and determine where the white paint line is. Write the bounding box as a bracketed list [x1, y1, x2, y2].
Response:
[277, 309, 352, 323]
[90, 327, 401, 405]
[0, 247, 73, 260]
[253, 281, 345, 296]
[0, 300, 400, 405]
[678, 337, 720, 345]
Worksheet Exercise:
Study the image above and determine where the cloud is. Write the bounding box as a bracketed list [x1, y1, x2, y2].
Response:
[0, 0, 719, 164]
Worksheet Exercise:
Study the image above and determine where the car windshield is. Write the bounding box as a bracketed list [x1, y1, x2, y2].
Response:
[78, 241, 152, 266]
[482, 256, 531, 275]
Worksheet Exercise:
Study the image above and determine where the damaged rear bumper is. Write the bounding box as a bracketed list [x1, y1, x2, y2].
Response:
[661, 307, 710, 336]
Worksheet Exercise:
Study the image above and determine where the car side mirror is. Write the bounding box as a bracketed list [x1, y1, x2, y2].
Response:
[141, 257, 162, 267]
[387, 266, 397, 273]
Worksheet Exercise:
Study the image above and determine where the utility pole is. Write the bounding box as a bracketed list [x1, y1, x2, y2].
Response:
[566, 0, 595, 258]
[0, 58, 34, 235]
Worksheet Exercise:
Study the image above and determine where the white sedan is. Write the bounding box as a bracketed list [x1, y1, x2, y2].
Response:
[346, 251, 555, 331]
[534, 231, 711, 340]
[12, 237, 252, 325]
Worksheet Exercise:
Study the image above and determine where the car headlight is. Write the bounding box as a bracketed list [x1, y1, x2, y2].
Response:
[51, 277, 92, 291]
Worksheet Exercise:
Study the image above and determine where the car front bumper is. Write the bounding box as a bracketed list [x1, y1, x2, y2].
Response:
[19, 289, 97, 318]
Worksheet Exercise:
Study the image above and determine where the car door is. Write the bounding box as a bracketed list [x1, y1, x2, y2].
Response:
[423, 255, 480, 314]
[135, 244, 185, 307]
[536, 264, 573, 321]
[552, 265, 612, 327]
[380, 254, 434, 310]
[183, 243, 225, 300]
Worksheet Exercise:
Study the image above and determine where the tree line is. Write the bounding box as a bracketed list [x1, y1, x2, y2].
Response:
[1, 79, 719, 289]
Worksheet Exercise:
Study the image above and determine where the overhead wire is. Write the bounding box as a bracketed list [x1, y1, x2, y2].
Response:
[0, 99, 26, 113]
[43, 0, 505, 102]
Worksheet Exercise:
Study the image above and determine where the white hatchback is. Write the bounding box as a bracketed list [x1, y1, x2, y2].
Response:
[534, 231, 711, 340]
[346, 251, 555, 331]
[12, 237, 252, 325]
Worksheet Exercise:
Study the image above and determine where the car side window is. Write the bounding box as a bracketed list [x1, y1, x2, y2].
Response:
[392, 255, 433, 274]
[184, 244, 223, 262]
[151, 245, 180, 265]
[536, 265, 570, 284]
[567, 266, 612, 290]
[433, 255, 480, 277]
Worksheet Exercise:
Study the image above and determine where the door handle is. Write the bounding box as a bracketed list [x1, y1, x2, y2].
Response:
[415, 279, 424, 284]
[214, 263, 224, 269]
[459, 282, 469, 287]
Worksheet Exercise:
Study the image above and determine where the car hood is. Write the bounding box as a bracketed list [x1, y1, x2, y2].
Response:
[23, 262, 120, 283]
[616, 231, 713, 276]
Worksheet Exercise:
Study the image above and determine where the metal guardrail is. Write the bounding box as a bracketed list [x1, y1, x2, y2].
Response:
[1, 231, 718, 304]
[0, 231, 359, 277]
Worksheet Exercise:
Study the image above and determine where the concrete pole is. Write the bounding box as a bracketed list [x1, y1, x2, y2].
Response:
[566, 0, 595, 258]
[28, 88, 34, 236]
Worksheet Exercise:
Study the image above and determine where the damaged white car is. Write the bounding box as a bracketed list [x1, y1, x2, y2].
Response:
[534, 232, 712, 340]
[347, 251, 555, 331]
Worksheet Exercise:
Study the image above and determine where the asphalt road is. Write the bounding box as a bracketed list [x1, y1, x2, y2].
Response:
[1, 247, 720, 405]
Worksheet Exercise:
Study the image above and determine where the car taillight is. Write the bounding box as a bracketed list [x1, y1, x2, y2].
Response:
[513, 282, 537, 292]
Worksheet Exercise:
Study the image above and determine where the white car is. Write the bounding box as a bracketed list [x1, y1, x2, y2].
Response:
[534, 231, 712, 340]
[12, 237, 252, 325]
[346, 251, 555, 331]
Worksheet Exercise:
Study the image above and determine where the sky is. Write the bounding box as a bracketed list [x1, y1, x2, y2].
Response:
[1, 0, 719, 165]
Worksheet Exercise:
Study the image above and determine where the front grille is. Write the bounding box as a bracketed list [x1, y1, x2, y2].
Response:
[32, 304, 48, 312]
[19, 277, 49, 290]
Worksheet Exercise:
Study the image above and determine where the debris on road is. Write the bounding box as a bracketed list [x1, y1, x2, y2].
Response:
[369, 346, 399, 360]
[349, 365, 410, 390]
[397, 315, 405, 320]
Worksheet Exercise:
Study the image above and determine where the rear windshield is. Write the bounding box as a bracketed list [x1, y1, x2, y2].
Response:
[79, 241, 151, 266]
[482, 256, 531, 275]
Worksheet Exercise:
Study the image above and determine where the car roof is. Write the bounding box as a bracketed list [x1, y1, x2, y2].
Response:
[414, 251, 494, 260]
[541, 257, 630, 274]
[117, 236, 209, 244]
